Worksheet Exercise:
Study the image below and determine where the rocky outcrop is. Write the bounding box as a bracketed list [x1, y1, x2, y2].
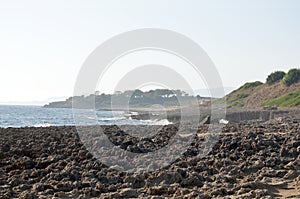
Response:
[0, 117, 299, 198]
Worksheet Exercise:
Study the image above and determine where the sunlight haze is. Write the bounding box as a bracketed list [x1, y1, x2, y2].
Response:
[0, 0, 299, 104]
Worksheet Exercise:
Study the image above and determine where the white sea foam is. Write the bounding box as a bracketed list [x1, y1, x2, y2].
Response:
[97, 117, 127, 121]
[143, 119, 172, 125]
[130, 112, 139, 116]
[33, 123, 51, 127]
[153, 119, 172, 125]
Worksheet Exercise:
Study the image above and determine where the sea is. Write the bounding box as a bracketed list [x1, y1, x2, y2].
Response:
[0, 105, 170, 128]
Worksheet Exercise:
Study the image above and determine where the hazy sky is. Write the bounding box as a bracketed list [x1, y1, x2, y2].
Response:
[0, 0, 299, 104]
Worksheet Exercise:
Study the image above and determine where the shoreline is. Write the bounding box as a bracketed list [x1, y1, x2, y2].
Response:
[0, 107, 299, 129]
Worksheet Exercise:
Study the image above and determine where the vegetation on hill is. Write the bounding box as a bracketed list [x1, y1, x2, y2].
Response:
[45, 68, 300, 109]
[266, 71, 286, 85]
[44, 89, 204, 109]
[239, 81, 263, 90]
[262, 90, 300, 107]
[226, 68, 300, 108]
[226, 81, 263, 107]
[282, 68, 300, 86]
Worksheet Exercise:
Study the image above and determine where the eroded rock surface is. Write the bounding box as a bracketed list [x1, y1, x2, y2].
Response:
[0, 118, 299, 198]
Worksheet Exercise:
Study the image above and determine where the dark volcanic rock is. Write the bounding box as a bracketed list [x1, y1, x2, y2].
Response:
[0, 117, 299, 198]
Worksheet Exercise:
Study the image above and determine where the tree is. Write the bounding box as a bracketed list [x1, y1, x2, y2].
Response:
[282, 68, 300, 86]
[266, 71, 286, 85]
[132, 89, 144, 97]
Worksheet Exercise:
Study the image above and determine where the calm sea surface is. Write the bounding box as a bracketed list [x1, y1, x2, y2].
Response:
[0, 105, 169, 128]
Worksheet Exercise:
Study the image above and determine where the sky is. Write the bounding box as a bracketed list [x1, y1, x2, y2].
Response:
[0, 0, 299, 104]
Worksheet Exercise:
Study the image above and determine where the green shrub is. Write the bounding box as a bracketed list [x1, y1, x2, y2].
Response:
[240, 81, 263, 90]
[266, 71, 286, 85]
[282, 68, 300, 86]
[263, 90, 300, 107]
[236, 93, 249, 99]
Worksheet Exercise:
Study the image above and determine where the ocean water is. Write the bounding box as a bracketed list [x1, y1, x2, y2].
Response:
[0, 105, 170, 128]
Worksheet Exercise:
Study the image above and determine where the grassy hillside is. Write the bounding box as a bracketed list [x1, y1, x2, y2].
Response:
[262, 90, 300, 107]
[226, 68, 300, 108]
[226, 81, 300, 108]
[226, 81, 263, 107]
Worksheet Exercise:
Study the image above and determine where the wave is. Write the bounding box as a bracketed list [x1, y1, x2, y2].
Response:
[85, 116, 97, 120]
[33, 123, 51, 127]
[97, 117, 127, 121]
[130, 111, 139, 116]
[142, 119, 172, 125]
[152, 119, 172, 125]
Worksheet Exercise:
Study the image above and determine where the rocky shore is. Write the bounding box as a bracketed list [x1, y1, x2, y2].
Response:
[0, 118, 299, 198]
